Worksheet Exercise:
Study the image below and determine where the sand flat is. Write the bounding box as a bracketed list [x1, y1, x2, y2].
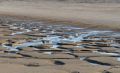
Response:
[0, 1, 120, 30]
[0, 1, 120, 73]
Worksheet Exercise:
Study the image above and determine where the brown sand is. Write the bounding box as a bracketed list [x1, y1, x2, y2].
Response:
[0, 1, 120, 30]
[0, 63, 69, 73]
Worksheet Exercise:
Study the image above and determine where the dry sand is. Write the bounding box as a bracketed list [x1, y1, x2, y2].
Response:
[0, 1, 120, 30]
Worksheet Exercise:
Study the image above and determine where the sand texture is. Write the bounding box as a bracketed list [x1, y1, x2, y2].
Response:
[0, 1, 120, 30]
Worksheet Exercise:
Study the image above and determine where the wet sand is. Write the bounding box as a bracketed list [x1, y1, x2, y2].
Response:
[0, 1, 120, 73]
[0, 16, 119, 73]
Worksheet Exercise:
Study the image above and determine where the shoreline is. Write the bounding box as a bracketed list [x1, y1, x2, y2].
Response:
[0, 1, 120, 31]
[0, 14, 120, 31]
[0, 1, 120, 73]
[0, 14, 119, 31]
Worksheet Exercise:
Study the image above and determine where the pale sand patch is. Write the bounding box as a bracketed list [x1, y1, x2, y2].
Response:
[0, 1, 120, 30]
[0, 63, 68, 73]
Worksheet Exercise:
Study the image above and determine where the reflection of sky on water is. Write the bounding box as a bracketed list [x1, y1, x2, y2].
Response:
[10, 29, 31, 36]
[93, 51, 120, 56]
[0, 19, 120, 64]
[15, 42, 43, 48]
[2, 44, 19, 51]
[117, 57, 120, 61]
[6, 30, 114, 52]
[4, 22, 118, 52]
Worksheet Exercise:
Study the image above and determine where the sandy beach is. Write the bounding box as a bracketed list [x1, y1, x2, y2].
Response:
[0, 1, 120, 30]
[0, 1, 120, 73]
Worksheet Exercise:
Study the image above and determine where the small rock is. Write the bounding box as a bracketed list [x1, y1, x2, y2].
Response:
[71, 71, 80, 73]
[24, 62, 40, 67]
[102, 70, 111, 73]
[54, 60, 65, 65]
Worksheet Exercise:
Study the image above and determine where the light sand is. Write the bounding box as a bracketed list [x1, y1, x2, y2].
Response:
[0, 57, 110, 73]
[0, 1, 120, 30]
